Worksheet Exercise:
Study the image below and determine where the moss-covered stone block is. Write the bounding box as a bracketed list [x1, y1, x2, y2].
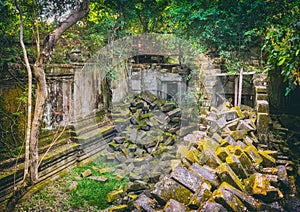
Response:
[217, 163, 244, 191]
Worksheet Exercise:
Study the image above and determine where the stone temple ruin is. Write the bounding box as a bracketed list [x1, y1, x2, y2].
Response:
[1, 34, 299, 211]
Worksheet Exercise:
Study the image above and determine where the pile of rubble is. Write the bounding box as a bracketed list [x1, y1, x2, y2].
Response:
[102, 91, 197, 181]
[106, 103, 298, 211]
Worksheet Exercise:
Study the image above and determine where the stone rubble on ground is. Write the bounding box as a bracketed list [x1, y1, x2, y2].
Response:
[104, 98, 298, 211]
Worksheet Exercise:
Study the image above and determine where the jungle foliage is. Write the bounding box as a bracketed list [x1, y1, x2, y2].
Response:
[1, 0, 299, 90]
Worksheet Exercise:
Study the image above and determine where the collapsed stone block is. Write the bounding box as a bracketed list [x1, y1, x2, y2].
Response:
[107, 189, 125, 203]
[151, 175, 192, 205]
[188, 182, 212, 209]
[200, 201, 227, 212]
[108, 205, 128, 212]
[190, 164, 219, 187]
[277, 165, 289, 189]
[220, 110, 238, 121]
[226, 154, 248, 179]
[164, 199, 187, 212]
[244, 173, 269, 196]
[219, 182, 259, 211]
[171, 165, 203, 192]
[244, 145, 263, 166]
[215, 147, 230, 162]
[211, 186, 246, 211]
[258, 150, 276, 167]
[184, 148, 200, 164]
[133, 194, 157, 212]
[217, 163, 244, 191]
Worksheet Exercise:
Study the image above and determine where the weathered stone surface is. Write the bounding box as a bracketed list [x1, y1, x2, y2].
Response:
[107, 189, 124, 203]
[258, 150, 276, 167]
[215, 147, 230, 162]
[167, 108, 181, 118]
[164, 199, 187, 212]
[226, 154, 248, 179]
[221, 110, 238, 121]
[151, 175, 192, 205]
[81, 169, 92, 177]
[133, 194, 157, 212]
[212, 186, 246, 211]
[108, 205, 128, 212]
[190, 164, 219, 187]
[277, 165, 289, 188]
[68, 181, 78, 191]
[200, 201, 227, 212]
[188, 182, 212, 209]
[126, 180, 149, 192]
[244, 145, 263, 166]
[171, 165, 203, 192]
[219, 182, 259, 211]
[88, 176, 107, 182]
[217, 163, 244, 191]
[256, 100, 269, 113]
[244, 173, 269, 196]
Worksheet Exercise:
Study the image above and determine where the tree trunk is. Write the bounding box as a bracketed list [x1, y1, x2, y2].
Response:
[29, 0, 90, 183]
[15, 0, 32, 183]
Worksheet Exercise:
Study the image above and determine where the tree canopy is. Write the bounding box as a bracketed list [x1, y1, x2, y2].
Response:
[0, 0, 299, 92]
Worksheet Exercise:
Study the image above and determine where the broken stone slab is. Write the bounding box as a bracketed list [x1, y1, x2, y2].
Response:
[277, 165, 289, 189]
[107, 189, 125, 203]
[88, 176, 108, 182]
[216, 163, 244, 191]
[215, 147, 230, 162]
[99, 167, 116, 174]
[126, 180, 149, 192]
[211, 186, 246, 211]
[225, 154, 248, 179]
[179, 125, 198, 137]
[113, 136, 126, 144]
[200, 201, 227, 212]
[258, 150, 276, 167]
[224, 135, 237, 146]
[151, 175, 193, 205]
[244, 173, 269, 196]
[190, 164, 219, 188]
[237, 120, 255, 132]
[220, 110, 238, 121]
[68, 181, 78, 191]
[164, 199, 187, 212]
[231, 106, 245, 119]
[219, 182, 259, 211]
[257, 186, 284, 203]
[244, 145, 263, 166]
[184, 148, 200, 164]
[115, 152, 127, 162]
[133, 194, 157, 212]
[153, 112, 170, 125]
[81, 169, 92, 177]
[161, 102, 176, 112]
[167, 108, 181, 118]
[108, 205, 128, 212]
[188, 182, 212, 209]
[171, 165, 203, 193]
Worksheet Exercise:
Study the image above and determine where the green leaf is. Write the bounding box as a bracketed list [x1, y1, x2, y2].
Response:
[296, 49, 300, 56]
[277, 57, 286, 66]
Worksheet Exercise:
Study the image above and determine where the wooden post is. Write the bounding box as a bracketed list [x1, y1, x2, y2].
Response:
[238, 68, 243, 107]
[234, 76, 239, 106]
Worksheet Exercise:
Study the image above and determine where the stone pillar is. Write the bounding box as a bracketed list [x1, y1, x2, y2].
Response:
[253, 74, 269, 143]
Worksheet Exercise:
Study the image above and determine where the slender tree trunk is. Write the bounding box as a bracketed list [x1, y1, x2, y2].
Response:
[15, 0, 32, 183]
